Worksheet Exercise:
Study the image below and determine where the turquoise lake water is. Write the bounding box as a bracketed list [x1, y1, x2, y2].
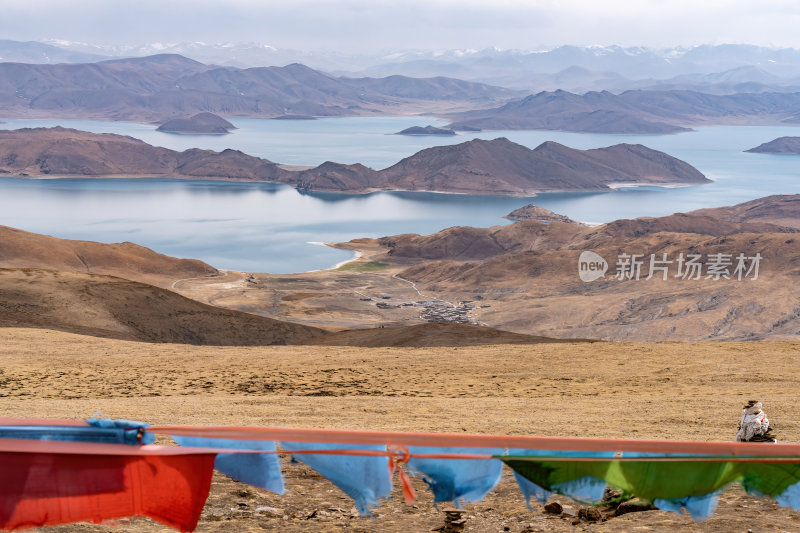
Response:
[0, 117, 798, 272]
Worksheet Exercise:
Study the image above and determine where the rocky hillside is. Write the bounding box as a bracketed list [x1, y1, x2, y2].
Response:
[374, 138, 709, 195]
[361, 209, 795, 264]
[689, 194, 800, 229]
[0, 127, 287, 181]
[342, 195, 800, 341]
[373, 220, 585, 262]
[0, 128, 708, 195]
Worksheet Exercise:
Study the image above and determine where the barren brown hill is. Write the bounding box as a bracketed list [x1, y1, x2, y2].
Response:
[550, 142, 707, 185]
[156, 112, 236, 134]
[0, 129, 708, 196]
[322, 199, 800, 341]
[394, 230, 800, 341]
[745, 136, 800, 153]
[302, 322, 582, 347]
[374, 220, 584, 262]
[0, 268, 324, 345]
[0, 127, 288, 181]
[172, 148, 286, 181]
[374, 138, 708, 196]
[0, 225, 217, 287]
[357, 210, 792, 264]
[690, 194, 800, 229]
[294, 161, 384, 192]
[573, 213, 797, 246]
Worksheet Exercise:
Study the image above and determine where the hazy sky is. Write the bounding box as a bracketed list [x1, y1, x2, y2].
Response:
[3, 0, 800, 52]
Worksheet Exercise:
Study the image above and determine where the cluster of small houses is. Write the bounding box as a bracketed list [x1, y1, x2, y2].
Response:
[360, 295, 489, 324]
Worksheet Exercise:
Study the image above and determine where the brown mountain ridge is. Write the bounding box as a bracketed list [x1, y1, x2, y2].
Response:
[0, 127, 286, 181]
[0, 55, 521, 122]
[363, 211, 795, 264]
[374, 138, 709, 195]
[689, 194, 800, 229]
[0, 128, 709, 196]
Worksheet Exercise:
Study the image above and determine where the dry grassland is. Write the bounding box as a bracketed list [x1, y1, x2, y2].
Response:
[2, 328, 800, 531]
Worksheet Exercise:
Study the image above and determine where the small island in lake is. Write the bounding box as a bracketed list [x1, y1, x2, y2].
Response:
[157, 112, 236, 135]
[396, 125, 457, 136]
[746, 137, 800, 154]
[504, 204, 581, 224]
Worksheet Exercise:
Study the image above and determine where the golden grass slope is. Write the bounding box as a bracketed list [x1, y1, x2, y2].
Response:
[0, 268, 324, 345]
[0, 224, 217, 287]
[2, 328, 800, 531]
[302, 322, 586, 347]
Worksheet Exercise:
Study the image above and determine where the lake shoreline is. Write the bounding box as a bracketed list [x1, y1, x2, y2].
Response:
[0, 173, 708, 197]
[1, 118, 798, 273]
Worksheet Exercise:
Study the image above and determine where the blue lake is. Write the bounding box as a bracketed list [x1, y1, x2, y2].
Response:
[0, 117, 798, 272]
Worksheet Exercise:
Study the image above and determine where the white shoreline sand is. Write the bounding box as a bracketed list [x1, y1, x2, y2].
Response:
[305, 242, 362, 272]
[607, 182, 699, 189]
[332, 250, 363, 269]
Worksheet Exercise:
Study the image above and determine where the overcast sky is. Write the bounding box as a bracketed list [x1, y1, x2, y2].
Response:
[3, 0, 800, 52]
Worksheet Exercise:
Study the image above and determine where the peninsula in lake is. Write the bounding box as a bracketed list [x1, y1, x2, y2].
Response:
[0, 127, 710, 195]
[328, 194, 800, 341]
[746, 137, 800, 154]
[156, 112, 236, 134]
[446, 89, 800, 133]
[0, 127, 286, 181]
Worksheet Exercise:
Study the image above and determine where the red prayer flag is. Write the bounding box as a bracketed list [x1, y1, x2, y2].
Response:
[0, 450, 215, 531]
